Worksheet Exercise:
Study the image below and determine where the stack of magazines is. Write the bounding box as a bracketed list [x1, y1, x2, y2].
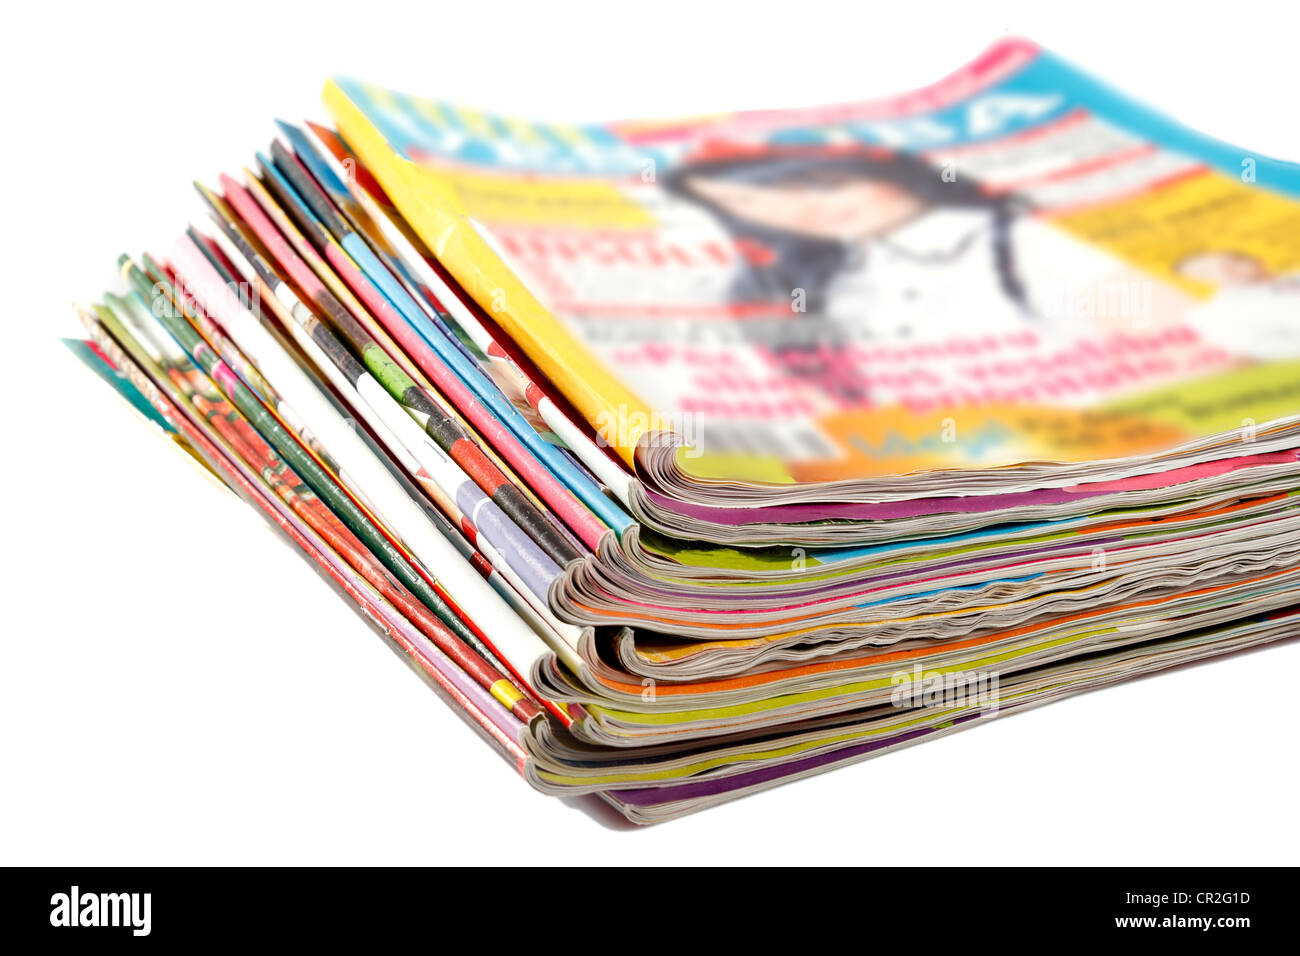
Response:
[71, 38, 1300, 822]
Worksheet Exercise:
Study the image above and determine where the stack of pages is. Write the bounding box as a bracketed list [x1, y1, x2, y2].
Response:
[70, 39, 1300, 822]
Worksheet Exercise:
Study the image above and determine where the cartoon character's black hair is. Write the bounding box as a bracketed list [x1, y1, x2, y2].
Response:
[663, 148, 1031, 314]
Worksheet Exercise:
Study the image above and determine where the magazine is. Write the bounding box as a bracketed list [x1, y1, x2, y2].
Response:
[326, 37, 1300, 544]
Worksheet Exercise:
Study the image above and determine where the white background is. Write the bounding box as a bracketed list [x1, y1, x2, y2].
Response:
[3, 0, 1298, 865]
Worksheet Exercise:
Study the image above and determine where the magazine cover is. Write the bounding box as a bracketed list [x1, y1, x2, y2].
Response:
[327, 38, 1300, 490]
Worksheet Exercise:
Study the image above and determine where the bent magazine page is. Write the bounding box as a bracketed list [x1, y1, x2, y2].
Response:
[324, 37, 1300, 542]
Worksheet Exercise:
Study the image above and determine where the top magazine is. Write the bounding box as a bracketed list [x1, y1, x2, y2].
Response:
[325, 38, 1300, 544]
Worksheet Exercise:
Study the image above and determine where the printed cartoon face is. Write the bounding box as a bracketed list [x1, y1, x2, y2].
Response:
[682, 171, 927, 243]
[1175, 250, 1272, 286]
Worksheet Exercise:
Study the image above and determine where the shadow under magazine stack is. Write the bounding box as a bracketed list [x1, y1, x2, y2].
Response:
[71, 39, 1300, 822]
